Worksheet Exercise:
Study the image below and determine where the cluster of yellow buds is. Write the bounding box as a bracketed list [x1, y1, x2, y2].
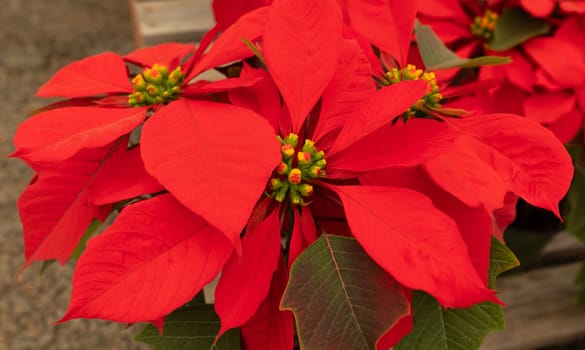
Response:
[471, 10, 499, 41]
[269, 133, 326, 205]
[385, 64, 442, 116]
[128, 63, 184, 107]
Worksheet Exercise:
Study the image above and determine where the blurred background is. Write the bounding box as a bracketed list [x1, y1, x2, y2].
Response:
[0, 1, 146, 349]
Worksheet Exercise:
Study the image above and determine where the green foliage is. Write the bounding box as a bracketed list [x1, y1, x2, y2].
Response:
[414, 20, 511, 71]
[135, 293, 240, 350]
[281, 234, 410, 350]
[489, 8, 550, 51]
[395, 238, 518, 350]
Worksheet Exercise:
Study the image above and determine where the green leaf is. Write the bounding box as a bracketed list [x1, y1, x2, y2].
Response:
[395, 237, 518, 350]
[488, 8, 551, 52]
[414, 20, 511, 70]
[70, 219, 102, 260]
[486, 237, 520, 288]
[281, 234, 410, 350]
[135, 293, 240, 350]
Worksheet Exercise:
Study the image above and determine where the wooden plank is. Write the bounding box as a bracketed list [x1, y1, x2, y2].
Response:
[482, 262, 585, 350]
[541, 231, 585, 263]
[129, 0, 214, 47]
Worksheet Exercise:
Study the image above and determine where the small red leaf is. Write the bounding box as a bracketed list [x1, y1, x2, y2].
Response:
[123, 43, 195, 68]
[215, 208, 281, 338]
[191, 7, 270, 79]
[451, 114, 574, 217]
[182, 76, 263, 97]
[523, 90, 576, 124]
[89, 143, 163, 205]
[18, 147, 114, 269]
[313, 39, 377, 141]
[264, 0, 343, 132]
[329, 79, 427, 154]
[362, 166, 493, 284]
[424, 136, 508, 212]
[288, 208, 317, 266]
[343, 0, 417, 66]
[523, 37, 585, 88]
[36, 52, 133, 98]
[13, 107, 146, 163]
[213, 0, 271, 29]
[141, 99, 281, 248]
[240, 255, 294, 350]
[328, 118, 457, 172]
[60, 194, 233, 323]
[229, 64, 282, 132]
[332, 185, 499, 308]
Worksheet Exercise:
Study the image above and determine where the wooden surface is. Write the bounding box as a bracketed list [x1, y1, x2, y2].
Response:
[482, 233, 585, 350]
[129, 0, 214, 47]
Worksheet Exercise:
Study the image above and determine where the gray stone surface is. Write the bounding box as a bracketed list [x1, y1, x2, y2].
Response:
[0, 1, 148, 349]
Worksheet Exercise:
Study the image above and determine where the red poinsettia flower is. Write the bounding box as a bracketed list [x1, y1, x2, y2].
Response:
[418, 0, 585, 143]
[13, 27, 277, 271]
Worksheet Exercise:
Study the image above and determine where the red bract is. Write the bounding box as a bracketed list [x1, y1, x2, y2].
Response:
[418, 0, 585, 143]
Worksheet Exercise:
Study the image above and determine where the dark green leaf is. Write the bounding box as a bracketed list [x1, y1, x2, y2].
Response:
[135, 293, 240, 350]
[486, 237, 520, 288]
[414, 20, 511, 70]
[281, 234, 409, 350]
[489, 8, 550, 52]
[70, 219, 102, 260]
[395, 237, 518, 350]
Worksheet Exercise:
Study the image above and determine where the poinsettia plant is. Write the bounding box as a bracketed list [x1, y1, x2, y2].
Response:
[12, 0, 576, 349]
[417, 0, 585, 302]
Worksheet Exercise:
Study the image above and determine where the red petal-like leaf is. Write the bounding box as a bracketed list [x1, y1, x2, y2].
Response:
[343, 0, 416, 66]
[362, 166, 493, 284]
[36, 52, 133, 98]
[264, 0, 343, 132]
[240, 255, 294, 350]
[89, 143, 163, 205]
[523, 90, 576, 124]
[190, 7, 270, 79]
[123, 43, 195, 68]
[313, 39, 376, 141]
[60, 194, 233, 323]
[451, 114, 573, 216]
[329, 79, 427, 154]
[215, 209, 281, 337]
[13, 107, 146, 163]
[520, 0, 556, 17]
[288, 208, 317, 266]
[18, 147, 115, 269]
[182, 76, 263, 97]
[229, 64, 282, 132]
[523, 37, 585, 88]
[424, 136, 508, 212]
[328, 118, 457, 172]
[213, 0, 271, 29]
[332, 185, 498, 307]
[141, 99, 280, 248]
